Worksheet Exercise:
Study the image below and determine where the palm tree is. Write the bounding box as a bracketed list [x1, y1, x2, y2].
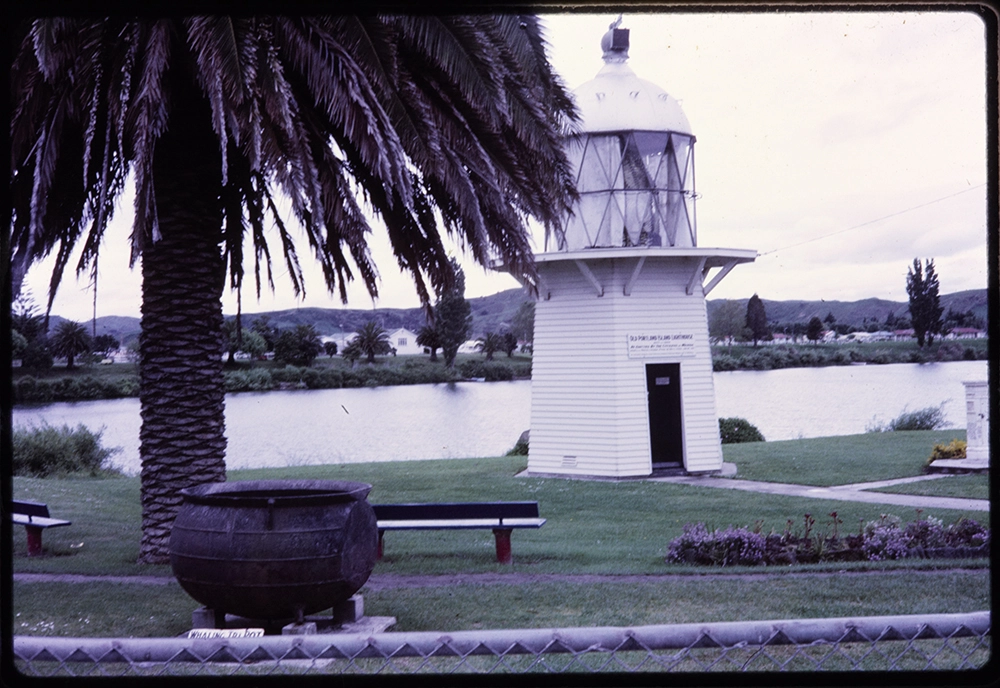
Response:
[11, 16, 577, 563]
[353, 320, 392, 364]
[416, 325, 442, 362]
[475, 332, 505, 361]
[50, 320, 93, 370]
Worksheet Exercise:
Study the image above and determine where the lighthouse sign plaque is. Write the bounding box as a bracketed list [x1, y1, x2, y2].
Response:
[626, 333, 697, 359]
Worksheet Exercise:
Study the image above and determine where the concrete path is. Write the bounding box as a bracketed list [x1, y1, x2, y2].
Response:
[650, 473, 989, 512]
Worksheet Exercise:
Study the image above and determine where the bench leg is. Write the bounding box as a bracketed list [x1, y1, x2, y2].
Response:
[492, 528, 513, 564]
[377, 530, 385, 560]
[25, 526, 44, 557]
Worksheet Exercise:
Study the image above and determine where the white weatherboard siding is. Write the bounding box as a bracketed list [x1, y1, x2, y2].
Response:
[528, 256, 723, 477]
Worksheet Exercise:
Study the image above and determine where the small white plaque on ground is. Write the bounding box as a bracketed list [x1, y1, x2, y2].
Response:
[187, 628, 265, 639]
[626, 334, 697, 359]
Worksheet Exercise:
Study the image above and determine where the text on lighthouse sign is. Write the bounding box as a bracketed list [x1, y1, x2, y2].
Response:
[626, 333, 697, 359]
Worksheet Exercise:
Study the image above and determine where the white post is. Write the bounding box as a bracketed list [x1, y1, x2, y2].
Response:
[963, 381, 989, 465]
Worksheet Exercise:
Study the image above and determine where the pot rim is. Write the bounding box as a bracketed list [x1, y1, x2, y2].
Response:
[179, 479, 372, 506]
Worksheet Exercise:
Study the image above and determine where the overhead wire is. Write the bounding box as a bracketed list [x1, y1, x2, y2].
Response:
[757, 183, 987, 257]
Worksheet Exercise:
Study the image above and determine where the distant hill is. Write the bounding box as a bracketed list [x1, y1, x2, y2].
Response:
[46, 288, 987, 344]
[706, 289, 989, 328]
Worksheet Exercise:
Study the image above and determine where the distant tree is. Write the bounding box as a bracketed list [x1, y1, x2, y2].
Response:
[416, 325, 442, 362]
[250, 316, 279, 353]
[476, 332, 505, 361]
[94, 334, 120, 356]
[13, 295, 53, 370]
[221, 320, 243, 365]
[12, 293, 46, 342]
[509, 301, 535, 348]
[806, 316, 825, 344]
[709, 300, 745, 352]
[22, 340, 54, 371]
[745, 294, 769, 347]
[323, 341, 339, 358]
[353, 321, 392, 364]
[943, 308, 984, 332]
[11, 330, 29, 361]
[340, 339, 363, 367]
[907, 258, 944, 347]
[824, 312, 836, 326]
[50, 321, 93, 370]
[273, 325, 323, 367]
[222, 321, 266, 364]
[436, 260, 473, 368]
[502, 331, 519, 357]
[791, 322, 807, 342]
[240, 330, 268, 360]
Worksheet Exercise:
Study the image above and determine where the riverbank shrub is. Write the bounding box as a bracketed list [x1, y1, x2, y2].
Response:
[868, 405, 948, 433]
[13, 375, 139, 404]
[13, 424, 121, 477]
[710, 339, 988, 372]
[458, 360, 515, 381]
[666, 513, 989, 567]
[718, 417, 765, 444]
[224, 368, 275, 392]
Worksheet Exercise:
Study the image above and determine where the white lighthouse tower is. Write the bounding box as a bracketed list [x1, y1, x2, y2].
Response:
[526, 21, 757, 478]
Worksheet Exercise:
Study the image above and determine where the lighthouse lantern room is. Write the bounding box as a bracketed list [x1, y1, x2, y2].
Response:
[526, 20, 757, 477]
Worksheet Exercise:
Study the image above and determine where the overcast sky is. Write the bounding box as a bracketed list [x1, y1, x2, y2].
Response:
[21, 9, 990, 321]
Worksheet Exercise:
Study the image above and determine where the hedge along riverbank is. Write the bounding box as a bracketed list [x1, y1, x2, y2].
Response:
[711, 339, 987, 372]
[12, 359, 529, 404]
[12, 339, 985, 404]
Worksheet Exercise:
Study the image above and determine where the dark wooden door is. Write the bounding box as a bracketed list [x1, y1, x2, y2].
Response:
[646, 363, 683, 468]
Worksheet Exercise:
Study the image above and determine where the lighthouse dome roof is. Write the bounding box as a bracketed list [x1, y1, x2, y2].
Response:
[572, 29, 692, 135]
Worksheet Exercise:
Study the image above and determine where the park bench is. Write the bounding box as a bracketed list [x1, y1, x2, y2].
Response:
[372, 501, 545, 564]
[12, 500, 72, 556]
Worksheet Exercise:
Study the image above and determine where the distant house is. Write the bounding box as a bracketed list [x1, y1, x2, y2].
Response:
[320, 333, 354, 352]
[322, 327, 422, 356]
[946, 327, 986, 340]
[844, 331, 894, 343]
[386, 328, 423, 355]
[457, 339, 480, 354]
[893, 329, 915, 341]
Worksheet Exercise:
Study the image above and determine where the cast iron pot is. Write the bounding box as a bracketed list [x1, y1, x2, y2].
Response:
[169, 480, 377, 621]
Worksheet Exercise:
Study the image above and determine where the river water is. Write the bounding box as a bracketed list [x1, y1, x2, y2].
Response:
[12, 360, 987, 475]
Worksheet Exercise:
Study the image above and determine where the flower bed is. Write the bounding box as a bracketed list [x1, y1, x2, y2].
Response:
[666, 512, 990, 567]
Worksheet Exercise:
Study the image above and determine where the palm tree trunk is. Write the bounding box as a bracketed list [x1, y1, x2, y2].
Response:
[137, 84, 227, 564]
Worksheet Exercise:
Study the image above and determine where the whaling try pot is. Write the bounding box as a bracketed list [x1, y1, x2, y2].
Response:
[169, 480, 377, 621]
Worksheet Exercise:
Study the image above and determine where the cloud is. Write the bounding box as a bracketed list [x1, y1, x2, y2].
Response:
[20, 10, 989, 320]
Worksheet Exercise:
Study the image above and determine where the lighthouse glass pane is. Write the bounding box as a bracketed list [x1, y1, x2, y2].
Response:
[671, 134, 693, 188]
[577, 135, 621, 192]
[656, 191, 692, 247]
[621, 190, 655, 246]
[576, 193, 616, 249]
[565, 135, 586, 185]
[632, 132, 670, 185]
[595, 192, 623, 247]
[558, 133, 696, 251]
[619, 134, 653, 191]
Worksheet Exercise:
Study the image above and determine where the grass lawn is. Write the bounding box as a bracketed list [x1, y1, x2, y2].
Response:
[11, 432, 990, 638]
[13, 570, 990, 637]
[721, 430, 970, 486]
[12, 451, 987, 578]
[871, 473, 991, 500]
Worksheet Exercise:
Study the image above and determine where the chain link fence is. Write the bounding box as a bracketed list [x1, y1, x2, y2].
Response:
[12, 611, 990, 676]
